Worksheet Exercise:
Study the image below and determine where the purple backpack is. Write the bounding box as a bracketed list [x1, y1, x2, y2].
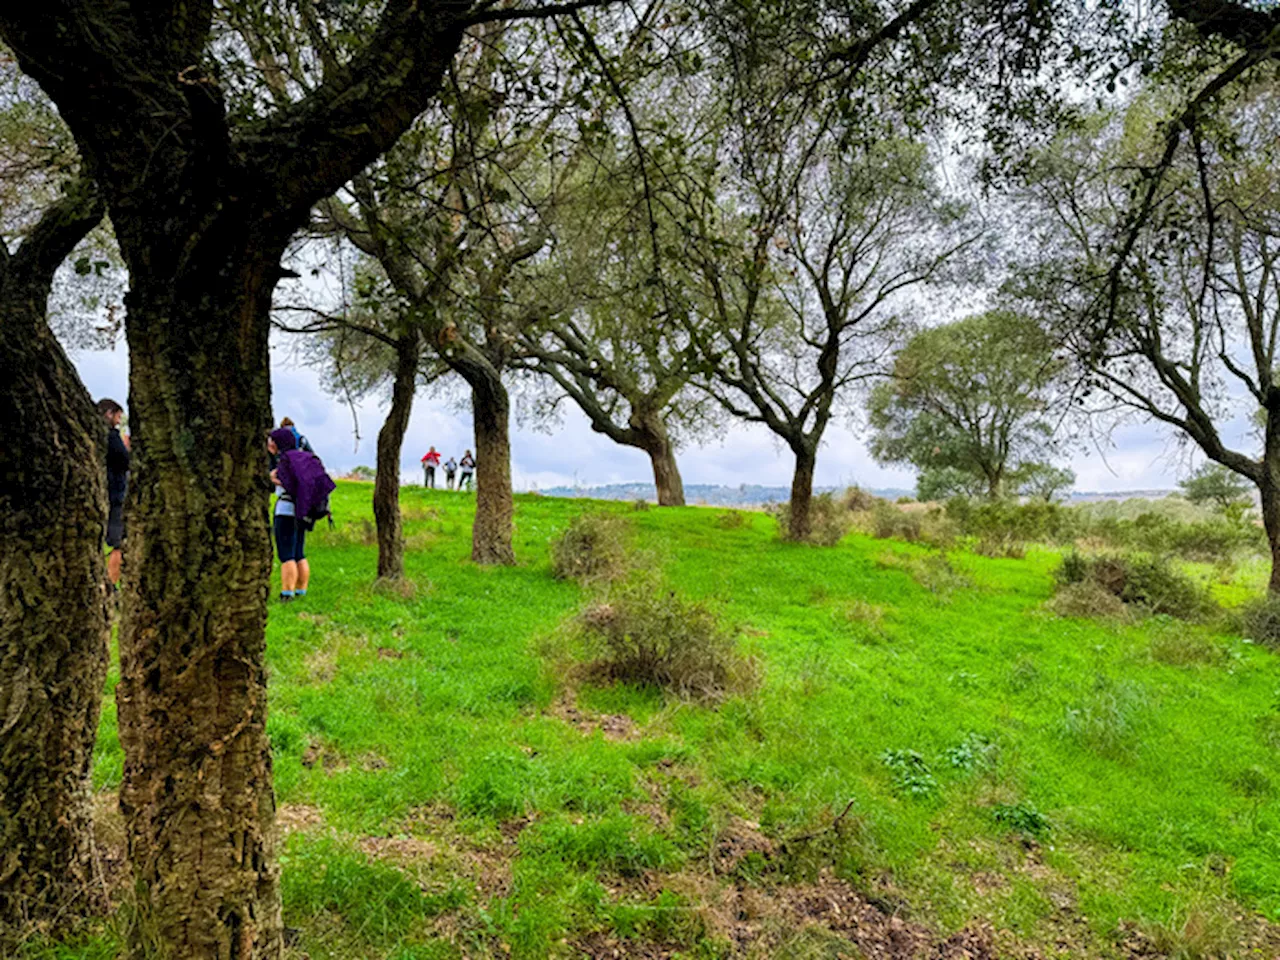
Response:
[277, 449, 337, 530]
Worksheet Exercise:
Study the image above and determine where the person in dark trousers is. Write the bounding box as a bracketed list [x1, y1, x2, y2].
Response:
[444, 456, 458, 490]
[268, 428, 310, 602]
[97, 398, 129, 586]
[459, 450, 475, 491]
[421, 446, 441, 488]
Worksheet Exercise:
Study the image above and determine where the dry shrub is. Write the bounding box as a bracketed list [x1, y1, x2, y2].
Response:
[974, 535, 1025, 559]
[840, 486, 882, 512]
[632, 498, 651, 512]
[551, 512, 631, 583]
[1047, 581, 1130, 621]
[1055, 551, 1213, 621]
[578, 575, 757, 700]
[768, 493, 850, 546]
[715, 510, 749, 529]
[862, 502, 955, 548]
[1241, 594, 1280, 648]
[876, 551, 970, 597]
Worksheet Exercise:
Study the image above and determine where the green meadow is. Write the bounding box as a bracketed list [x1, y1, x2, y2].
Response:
[56, 483, 1280, 958]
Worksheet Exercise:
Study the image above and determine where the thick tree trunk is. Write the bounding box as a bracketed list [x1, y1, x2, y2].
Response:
[373, 337, 420, 580]
[1262, 476, 1280, 596]
[788, 446, 817, 541]
[469, 373, 515, 565]
[115, 225, 285, 960]
[0, 186, 110, 937]
[633, 414, 685, 507]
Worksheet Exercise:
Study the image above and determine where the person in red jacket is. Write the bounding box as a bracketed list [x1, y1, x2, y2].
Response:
[421, 446, 441, 488]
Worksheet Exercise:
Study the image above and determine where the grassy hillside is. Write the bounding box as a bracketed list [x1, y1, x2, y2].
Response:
[47, 482, 1280, 957]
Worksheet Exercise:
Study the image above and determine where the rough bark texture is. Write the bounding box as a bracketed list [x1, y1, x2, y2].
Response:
[635, 414, 685, 507]
[0, 183, 109, 938]
[788, 447, 817, 542]
[374, 337, 420, 580]
[1263, 479, 1280, 595]
[469, 371, 516, 565]
[0, 5, 468, 957]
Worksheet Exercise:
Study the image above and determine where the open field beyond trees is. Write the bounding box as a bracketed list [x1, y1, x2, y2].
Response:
[34, 483, 1280, 959]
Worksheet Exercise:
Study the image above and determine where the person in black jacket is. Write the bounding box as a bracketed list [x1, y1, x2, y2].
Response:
[97, 398, 130, 586]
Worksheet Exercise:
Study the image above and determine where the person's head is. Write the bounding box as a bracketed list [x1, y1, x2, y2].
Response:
[465, 449, 472, 456]
[429, 445, 436, 453]
[280, 417, 295, 429]
[268, 427, 296, 454]
[96, 398, 124, 428]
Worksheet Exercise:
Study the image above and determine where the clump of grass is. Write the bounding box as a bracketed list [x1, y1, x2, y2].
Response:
[280, 834, 464, 943]
[1057, 677, 1150, 758]
[1241, 593, 1280, 648]
[1138, 899, 1240, 960]
[768, 493, 850, 546]
[576, 575, 757, 700]
[1054, 551, 1213, 620]
[632, 498, 651, 512]
[1149, 630, 1224, 666]
[876, 551, 971, 597]
[551, 512, 631, 583]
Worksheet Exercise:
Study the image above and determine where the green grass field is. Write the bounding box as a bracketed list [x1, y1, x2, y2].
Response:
[45, 482, 1280, 957]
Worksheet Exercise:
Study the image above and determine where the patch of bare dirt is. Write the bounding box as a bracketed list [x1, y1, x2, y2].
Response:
[300, 737, 348, 773]
[357, 835, 438, 862]
[549, 693, 638, 741]
[377, 646, 405, 660]
[712, 817, 776, 874]
[277, 803, 324, 835]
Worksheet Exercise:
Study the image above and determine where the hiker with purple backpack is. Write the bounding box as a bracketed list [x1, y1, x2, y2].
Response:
[268, 427, 336, 603]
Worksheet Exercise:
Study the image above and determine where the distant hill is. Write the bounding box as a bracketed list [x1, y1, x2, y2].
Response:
[534, 481, 1178, 506]
[537, 482, 911, 506]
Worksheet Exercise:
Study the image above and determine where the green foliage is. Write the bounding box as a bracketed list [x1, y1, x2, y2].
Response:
[346, 465, 377, 481]
[869, 311, 1069, 500]
[1179, 464, 1252, 511]
[991, 802, 1051, 838]
[550, 512, 631, 583]
[880, 749, 939, 799]
[1010, 462, 1076, 502]
[577, 575, 756, 700]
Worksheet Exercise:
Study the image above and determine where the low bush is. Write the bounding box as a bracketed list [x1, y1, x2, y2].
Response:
[840, 485, 882, 512]
[946, 497, 1074, 545]
[1241, 594, 1280, 648]
[1047, 580, 1130, 621]
[864, 502, 955, 548]
[1053, 551, 1212, 620]
[715, 510, 749, 529]
[577, 575, 756, 700]
[551, 512, 631, 583]
[768, 493, 850, 546]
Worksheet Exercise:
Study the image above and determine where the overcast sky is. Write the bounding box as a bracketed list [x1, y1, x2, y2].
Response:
[68, 333, 1223, 496]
